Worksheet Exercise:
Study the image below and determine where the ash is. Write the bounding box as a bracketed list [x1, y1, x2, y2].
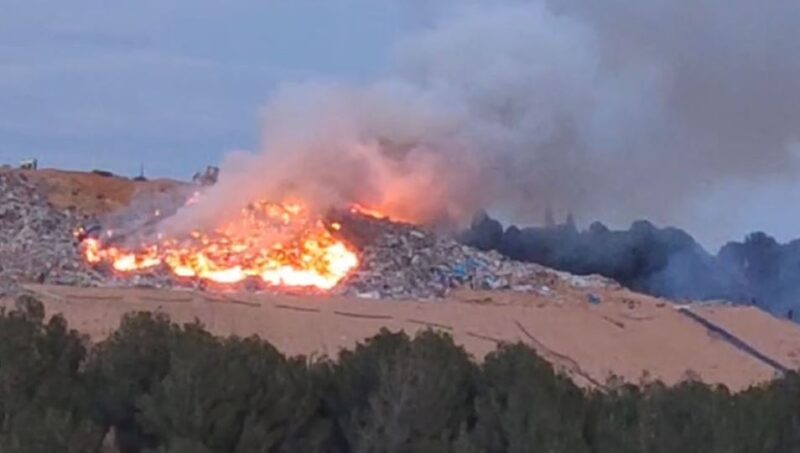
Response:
[0, 170, 613, 299]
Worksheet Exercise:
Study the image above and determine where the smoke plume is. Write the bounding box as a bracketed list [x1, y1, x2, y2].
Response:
[172, 0, 800, 242]
[460, 211, 800, 317]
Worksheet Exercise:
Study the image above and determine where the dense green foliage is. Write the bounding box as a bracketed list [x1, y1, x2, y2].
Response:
[3, 296, 800, 452]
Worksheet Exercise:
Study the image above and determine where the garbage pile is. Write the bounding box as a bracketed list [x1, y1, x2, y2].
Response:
[0, 169, 615, 299]
[0, 171, 103, 296]
[332, 214, 613, 299]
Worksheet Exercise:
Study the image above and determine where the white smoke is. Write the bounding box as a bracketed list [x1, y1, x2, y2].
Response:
[171, 0, 800, 242]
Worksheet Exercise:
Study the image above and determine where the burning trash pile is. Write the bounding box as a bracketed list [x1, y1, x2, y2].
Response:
[74, 194, 586, 299]
[79, 200, 359, 291]
[0, 168, 611, 299]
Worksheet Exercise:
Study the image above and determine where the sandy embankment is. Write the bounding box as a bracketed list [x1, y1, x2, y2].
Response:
[12, 283, 799, 392]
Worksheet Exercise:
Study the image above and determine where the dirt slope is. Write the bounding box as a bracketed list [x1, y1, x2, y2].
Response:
[16, 169, 184, 216]
[16, 283, 798, 392]
[692, 304, 800, 371]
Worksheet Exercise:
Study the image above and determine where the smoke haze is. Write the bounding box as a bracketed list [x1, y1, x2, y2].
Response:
[176, 0, 800, 246]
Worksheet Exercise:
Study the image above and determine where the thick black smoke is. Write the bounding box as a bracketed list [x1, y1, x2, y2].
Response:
[460, 211, 800, 318]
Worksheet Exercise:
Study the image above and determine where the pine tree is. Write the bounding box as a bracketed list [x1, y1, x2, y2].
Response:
[467, 343, 589, 453]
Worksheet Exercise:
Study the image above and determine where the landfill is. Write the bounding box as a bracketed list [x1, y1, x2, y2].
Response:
[331, 213, 600, 299]
[0, 171, 104, 296]
[0, 169, 615, 299]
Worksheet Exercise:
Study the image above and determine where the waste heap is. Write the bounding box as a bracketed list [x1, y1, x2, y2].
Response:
[0, 170, 103, 296]
[332, 214, 610, 299]
[0, 169, 614, 299]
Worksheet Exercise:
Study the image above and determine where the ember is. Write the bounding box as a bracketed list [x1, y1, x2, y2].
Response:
[79, 201, 359, 290]
[349, 203, 389, 220]
[349, 203, 413, 224]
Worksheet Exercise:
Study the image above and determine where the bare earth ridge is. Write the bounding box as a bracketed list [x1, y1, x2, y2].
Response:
[20, 168, 183, 216]
[14, 283, 799, 392]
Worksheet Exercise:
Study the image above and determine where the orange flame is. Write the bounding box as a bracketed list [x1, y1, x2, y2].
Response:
[81, 201, 358, 290]
[349, 203, 395, 220]
[349, 203, 414, 223]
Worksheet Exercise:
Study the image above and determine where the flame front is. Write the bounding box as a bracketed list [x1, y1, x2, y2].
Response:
[80, 201, 359, 290]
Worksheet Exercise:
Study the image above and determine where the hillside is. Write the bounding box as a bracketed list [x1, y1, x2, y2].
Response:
[15, 168, 185, 216]
[19, 281, 799, 392]
[4, 168, 800, 392]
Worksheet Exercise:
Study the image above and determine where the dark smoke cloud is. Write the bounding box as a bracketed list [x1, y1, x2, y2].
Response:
[460, 212, 800, 317]
[173, 0, 800, 245]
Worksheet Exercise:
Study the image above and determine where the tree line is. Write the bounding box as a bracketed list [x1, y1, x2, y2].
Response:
[460, 211, 800, 318]
[3, 295, 800, 453]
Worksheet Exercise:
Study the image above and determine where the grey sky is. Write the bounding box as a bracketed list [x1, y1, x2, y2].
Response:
[0, 0, 417, 178]
[3, 0, 800, 249]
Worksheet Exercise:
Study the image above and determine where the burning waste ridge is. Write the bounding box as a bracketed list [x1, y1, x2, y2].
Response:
[73, 188, 576, 299]
[77, 198, 367, 292]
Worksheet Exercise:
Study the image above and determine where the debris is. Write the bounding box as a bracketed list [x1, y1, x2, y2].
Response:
[331, 213, 576, 299]
[0, 167, 617, 301]
[73, 207, 616, 299]
[0, 170, 103, 296]
[19, 158, 37, 170]
[560, 272, 614, 289]
[587, 293, 602, 305]
[91, 169, 115, 178]
[192, 166, 219, 186]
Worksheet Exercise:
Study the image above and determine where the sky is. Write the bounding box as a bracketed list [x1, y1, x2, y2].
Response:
[0, 0, 419, 178]
[2, 0, 800, 249]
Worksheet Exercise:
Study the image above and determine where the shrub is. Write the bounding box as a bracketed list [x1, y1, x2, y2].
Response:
[322, 329, 478, 453]
[2, 296, 800, 452]
[0, 295, 103, 452]
[464, 343, 589, 453]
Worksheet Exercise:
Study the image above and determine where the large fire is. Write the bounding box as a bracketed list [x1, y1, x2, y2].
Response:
[79, 201, 359, 290]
